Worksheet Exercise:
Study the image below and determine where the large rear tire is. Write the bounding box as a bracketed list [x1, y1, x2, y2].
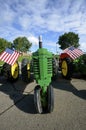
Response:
[21, 58, 30, 82]
[61, 58, 73, 79]
[3, 62, 19, 82]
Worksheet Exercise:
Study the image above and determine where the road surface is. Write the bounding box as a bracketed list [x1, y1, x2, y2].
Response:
[0, 73, 86, 130]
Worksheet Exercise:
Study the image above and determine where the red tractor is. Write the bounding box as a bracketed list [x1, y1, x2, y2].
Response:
[59, 46, 86, 79]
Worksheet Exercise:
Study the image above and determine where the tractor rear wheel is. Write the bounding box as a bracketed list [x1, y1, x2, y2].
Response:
[21, 58, 30, 82]
[3, 62, 19, 82]
[61, 58, 73, 79]
[34, 85, 43, 114]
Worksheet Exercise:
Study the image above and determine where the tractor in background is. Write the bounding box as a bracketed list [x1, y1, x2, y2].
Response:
[0, 44, 31, 82]
[0, 45, 19, 82]
[59, 50, 86, 79]
[0, 55, 31, 83]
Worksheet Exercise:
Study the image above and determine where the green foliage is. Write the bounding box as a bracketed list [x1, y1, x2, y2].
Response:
[0, 61, 4, 66]
[18, 55, 32, 62]
[0, 38, 11, 53]
[13, 37, 32, 52]
[73, 54, 86, 74]
[81, 54, 86, 62]
[58, 32, 80, 50]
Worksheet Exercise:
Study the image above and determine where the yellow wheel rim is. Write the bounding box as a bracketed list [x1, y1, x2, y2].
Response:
[27, 63, 30, 78]
[11, 62, 19, 79]
[62, 60, 68, 76]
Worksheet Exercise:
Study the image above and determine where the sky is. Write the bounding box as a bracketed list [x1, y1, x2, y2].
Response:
[0, 0, 86, 54]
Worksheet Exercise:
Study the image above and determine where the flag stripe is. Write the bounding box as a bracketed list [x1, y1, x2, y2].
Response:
[10, 52, 19, 65]
[7, 51, 16, 64]
[7, 52, 19, 65]
[0, 48, 20, 65]
[0, 52, 7, 60]
[3, 53, 11, 62]
[0, 52, 9, 61]
[12, 55, 19, 65]
[63, 46, 84, 60]
[4, 53, 12, 63]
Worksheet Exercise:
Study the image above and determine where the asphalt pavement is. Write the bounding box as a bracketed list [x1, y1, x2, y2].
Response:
[0, 73, 86, 130]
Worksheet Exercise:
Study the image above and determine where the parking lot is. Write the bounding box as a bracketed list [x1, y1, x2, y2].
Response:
[0, 73, 86, 130]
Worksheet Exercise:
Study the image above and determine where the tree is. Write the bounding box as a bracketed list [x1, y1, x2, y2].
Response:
[58, 32, 80, 50]
[0, 38, 11, 53]
[13, 37, 32, 52]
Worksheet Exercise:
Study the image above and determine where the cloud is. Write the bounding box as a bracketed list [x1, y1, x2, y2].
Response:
[0, 0, 86, 34]
[28, 35, 39, 45]
[80, 42, 86, 52]
[0, 0, 86, 53]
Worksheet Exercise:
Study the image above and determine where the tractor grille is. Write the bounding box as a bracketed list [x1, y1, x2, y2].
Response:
[33, 58, 39, 77]
[47, 58, 52, 74]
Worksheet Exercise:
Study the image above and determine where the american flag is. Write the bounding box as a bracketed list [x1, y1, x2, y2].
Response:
[0, 48, 20, 65]
[63, 46, 84, 60]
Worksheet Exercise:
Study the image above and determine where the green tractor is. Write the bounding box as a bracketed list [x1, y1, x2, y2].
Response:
[59, 50, 86, 79]
[33, 36, 55, 113]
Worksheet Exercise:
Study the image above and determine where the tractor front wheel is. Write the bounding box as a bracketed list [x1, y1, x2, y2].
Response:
[34, 84, 54, 114]
[47, 84, 54, 113]
[34, 85, 43, 114]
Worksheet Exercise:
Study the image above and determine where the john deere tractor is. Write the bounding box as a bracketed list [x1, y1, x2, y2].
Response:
[59, 52, 86, 79]
[33, 36, 54, 113]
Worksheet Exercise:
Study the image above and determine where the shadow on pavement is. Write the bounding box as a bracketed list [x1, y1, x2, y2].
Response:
[0, 72, 86, 115]
[52, 73, 86, 100]
[0, 76, 36, 114]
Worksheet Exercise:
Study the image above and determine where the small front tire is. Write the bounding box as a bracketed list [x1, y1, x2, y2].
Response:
[47, 84, 54, 113]
[34, 85, 43, 114]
